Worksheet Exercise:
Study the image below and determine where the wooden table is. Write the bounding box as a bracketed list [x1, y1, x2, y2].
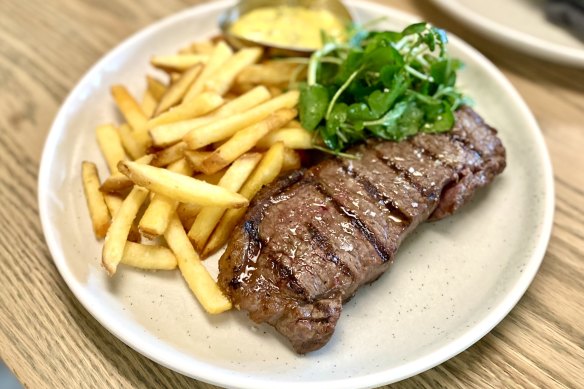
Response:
[1, 0, 583, 387]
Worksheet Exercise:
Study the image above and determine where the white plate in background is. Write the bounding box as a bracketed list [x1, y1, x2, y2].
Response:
[38, 1, 554, 388]
[430, 0, 584, 67]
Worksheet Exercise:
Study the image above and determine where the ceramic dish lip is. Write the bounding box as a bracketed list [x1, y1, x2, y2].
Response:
[38, 1, 555, 388]
[430, 0, 584, 67]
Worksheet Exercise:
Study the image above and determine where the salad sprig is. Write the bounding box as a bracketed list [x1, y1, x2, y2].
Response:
[299, 22, 471, 155]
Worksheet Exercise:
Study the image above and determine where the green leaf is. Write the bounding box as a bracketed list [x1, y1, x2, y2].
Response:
[299, 84, 329, 131]
[335, 50, 364, 83]
[362, 46, 403, 72]
[402, 22, 428, 36]
[297, 21, 466, 154]
[348, 103, 376, 121]
[422, 102, 455, 133]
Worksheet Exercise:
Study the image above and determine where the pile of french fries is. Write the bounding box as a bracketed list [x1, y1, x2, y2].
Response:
[81, 38, 312, 314]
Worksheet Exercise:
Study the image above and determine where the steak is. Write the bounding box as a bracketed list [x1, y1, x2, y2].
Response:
[218, 106, 506, 353]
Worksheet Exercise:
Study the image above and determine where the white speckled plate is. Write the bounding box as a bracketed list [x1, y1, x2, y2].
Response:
[38, 1, 554, 388]
[430, 0, 584, 67]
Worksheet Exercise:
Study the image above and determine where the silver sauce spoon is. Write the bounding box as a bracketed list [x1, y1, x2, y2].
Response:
[219, 0, 354, 56]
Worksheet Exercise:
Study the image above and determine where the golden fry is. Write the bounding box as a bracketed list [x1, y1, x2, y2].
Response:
[117, 123, 145, 160]
[138, 159, 193, 239]
[187, 40, 215, 55]
[194, 170, 225, 185]
[155, 63, 203, 115]
[118, 160, 249, 208]
[150, 54, 208, 72]
[188, 153, 262, 250]
[235, 61, 306, 86]
[147, 76, 167, 101]
[184, 150, 212, 172]
[203, 47, 263, 96]
[203, 142, 285, 256]
[103, 193, 140, 242]
[141, 90, 158, 118]
[96, 124, 126, 174]
[151, 141, 188, 167]
[111, 85, 148, 130]
[200, 108, 296, 174]
[164, 214, 232, 314]
[100, 154, 153, 193]
[177, 203, 201, 230]
[81, 161, 111, 239]
[146, 92, 224, 129]
[102, 186, 149, 276]
[184, 41, 233, 102]
[256, 127, 313, 150]
[121, 241, 177, 270]
[183, 90, 299, 150]
[151, 86, 271, 148]
[111, 85, 152, 150]
[282, 148, 302, 173]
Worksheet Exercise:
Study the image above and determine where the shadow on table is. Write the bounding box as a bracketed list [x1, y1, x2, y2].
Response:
[0, 361, 23, 389]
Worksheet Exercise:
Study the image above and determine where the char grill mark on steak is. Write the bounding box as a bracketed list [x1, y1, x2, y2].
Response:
[306, 222, 355, 280]
[218, 106, 506, 354]
[310, 178, 393, 264]
[337, 160, 413, 226]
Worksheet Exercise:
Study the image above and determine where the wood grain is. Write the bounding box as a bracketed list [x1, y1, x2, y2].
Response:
[0, 0, 582, 387]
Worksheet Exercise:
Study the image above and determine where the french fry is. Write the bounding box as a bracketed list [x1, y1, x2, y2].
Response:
[96, 124, 126, 174]
[147, 76, 167, 101]
[286, 120, 302, 128]
[184, 150, 212, 172]
[150, 54, 208, 72]
[188, 153, 262, 250]
[229, 82, 255, 95]
[151, 141, 188, 167]
[183, 41, 233, 102]
[194, 170, 225, 185]
[169, 72, 181, 83]
[155, 63, 203, 115]
[102, 186, 149, 275]
[100, 154, 153, 193]
[118, 123, 145, 160]
[141, 90, 158, 118]
[183, 90, 299, 150]
[118, 160, 249, 208]
[177, 203, 201, 230]
[146, 92, 224, 129]
[203, 142, 285, 256]
[138, 159, 193, 239]
[81, 162, 111, 239]
[187, 40, 215, 55]
[203, 47, 263, 96]
[103, 193, 141, 242]
[111, 85, 147, 129]
[267, 86, 284, 97]
[151, 86, 271, 147]
[235, 62, 306, 86]
[200, 108, 296, 174]
[282, 148, 302, 173]
[121, 241, 177, 270]
[164, 214, 232, 314]
[111, 85, 151, 149]
[256, 127, 313, 150]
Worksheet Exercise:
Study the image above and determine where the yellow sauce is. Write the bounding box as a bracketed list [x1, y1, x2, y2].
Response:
[230, 6, 346, 50]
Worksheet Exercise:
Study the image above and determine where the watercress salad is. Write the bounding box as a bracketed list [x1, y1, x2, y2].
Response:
[299, 22, 470, 155]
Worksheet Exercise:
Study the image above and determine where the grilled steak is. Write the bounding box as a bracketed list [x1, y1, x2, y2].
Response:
[218, 106, 506, 353]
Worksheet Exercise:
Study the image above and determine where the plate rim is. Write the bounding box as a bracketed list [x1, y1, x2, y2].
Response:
[429, 0, 584, 67]
[38, 1, 555, 388]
